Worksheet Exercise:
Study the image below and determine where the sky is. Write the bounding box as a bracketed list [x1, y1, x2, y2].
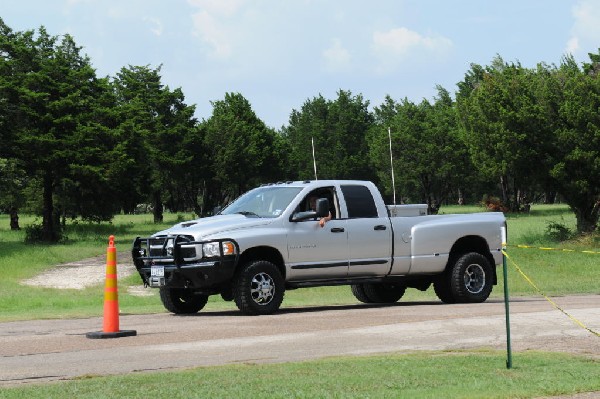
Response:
[2, 0, 600, 129]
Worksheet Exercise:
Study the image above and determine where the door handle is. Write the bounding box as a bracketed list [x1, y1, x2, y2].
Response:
[330, 227, 345, 233]
[374, 225, 387, 231]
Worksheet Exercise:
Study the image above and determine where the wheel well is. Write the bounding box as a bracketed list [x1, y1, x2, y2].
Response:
[237, 246, 286, 278]
[447, 235, 497, 284]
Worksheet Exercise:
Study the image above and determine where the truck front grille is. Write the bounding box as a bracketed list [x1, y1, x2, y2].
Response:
[149, 235, 196, 258]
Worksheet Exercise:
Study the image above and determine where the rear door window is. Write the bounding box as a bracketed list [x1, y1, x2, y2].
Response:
[340, 185, 378, 218]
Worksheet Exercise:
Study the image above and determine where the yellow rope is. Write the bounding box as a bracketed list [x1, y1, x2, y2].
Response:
[502, 250, 600, 338]
[510, 244, 600, 255]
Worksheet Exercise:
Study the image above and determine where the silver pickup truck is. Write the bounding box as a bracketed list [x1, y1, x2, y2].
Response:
[132, 180, 506, 315]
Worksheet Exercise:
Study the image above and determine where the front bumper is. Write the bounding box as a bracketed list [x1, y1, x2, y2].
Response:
[132, 236, 239, 291]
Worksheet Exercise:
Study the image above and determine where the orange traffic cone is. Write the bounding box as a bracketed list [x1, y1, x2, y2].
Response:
[87, 236, 136, 339]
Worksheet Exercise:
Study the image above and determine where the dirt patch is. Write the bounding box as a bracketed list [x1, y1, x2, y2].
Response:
[20, 252, 151, 296]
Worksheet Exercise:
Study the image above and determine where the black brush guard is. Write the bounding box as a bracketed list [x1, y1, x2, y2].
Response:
[131, 235, 239, 291]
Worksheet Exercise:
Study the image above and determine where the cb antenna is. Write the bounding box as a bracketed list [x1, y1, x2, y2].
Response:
[311, 136, 318, 180]
[388, 127, 397, 205]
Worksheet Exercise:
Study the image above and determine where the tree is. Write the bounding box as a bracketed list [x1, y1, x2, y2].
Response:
[545, 54, 600, 232]
[203, 92, 283, 208]
[1, 24, 117, 240]
[368, 87, 470, 212]
[0, 158, 26, 229]
[456, 57, 549, 211]
[0, 20, 25, 229]
[283, 90, 375, 181]
[284, 94, 329, 180]
[112, 65, 198, 222]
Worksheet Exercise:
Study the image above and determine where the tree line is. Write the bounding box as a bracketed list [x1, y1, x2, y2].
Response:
[1, 20, 599, 242]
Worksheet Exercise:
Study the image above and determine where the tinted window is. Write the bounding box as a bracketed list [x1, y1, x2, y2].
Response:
[341, 185, 378, 218]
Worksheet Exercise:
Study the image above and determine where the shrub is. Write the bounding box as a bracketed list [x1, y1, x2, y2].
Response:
[481, 195, 509, 213]
[545, 221, 573, 242]
[24, 222, 64, 243]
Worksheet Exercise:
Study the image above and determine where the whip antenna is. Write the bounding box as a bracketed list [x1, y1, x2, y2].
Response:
[311, 136, 318, 180]
[388, 127, 396, 205]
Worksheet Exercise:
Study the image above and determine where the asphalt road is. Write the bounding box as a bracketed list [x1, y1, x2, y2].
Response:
[1, 295, 599, 387]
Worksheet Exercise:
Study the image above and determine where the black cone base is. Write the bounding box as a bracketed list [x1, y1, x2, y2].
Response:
[86, 330, 137, 339]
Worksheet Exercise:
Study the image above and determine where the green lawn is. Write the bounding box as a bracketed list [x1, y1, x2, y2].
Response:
[0, 350, 598, 399]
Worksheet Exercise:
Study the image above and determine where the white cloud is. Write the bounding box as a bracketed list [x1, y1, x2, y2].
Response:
[371, 27, 453, 73]
[566, 36, 579, 54]
[143, 17, 163, 36]
[322, 38, 351, 72]
[373, 27, 452, 56]
[188, 0, 244, 58]
[190, 11, 232, 58]
[188, 0, 243, 16]
[65, 0, 92, 6]
[568, 0, 600, 57]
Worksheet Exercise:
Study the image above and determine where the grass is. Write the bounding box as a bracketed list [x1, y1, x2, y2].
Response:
[0, 204, 598, 323]
[499, 204, 600, 296]
[0, 350, 598, 398]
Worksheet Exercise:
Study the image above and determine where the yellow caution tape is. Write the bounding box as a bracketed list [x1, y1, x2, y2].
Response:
[510, 244, 600, 255]
[502, 250, 600, 338]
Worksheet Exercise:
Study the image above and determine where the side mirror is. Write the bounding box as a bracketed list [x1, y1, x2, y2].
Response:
[315, 198, 329, 218]
[290, 198, 330, 222]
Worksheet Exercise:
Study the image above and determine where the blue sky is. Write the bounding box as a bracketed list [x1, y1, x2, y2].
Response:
[3, 0, 600, 128]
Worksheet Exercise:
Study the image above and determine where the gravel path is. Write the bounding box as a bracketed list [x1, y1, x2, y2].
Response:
[19, 252, 152, 296]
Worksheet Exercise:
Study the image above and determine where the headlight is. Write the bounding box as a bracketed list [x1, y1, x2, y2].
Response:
[203, 242, 220, 257]
[202, 241, 237, 257]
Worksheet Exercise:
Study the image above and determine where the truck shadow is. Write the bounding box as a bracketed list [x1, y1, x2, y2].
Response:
[176, 301, 445, 317]
[171, 297, 528, 317]
[273, 298, 525, 314]
[277, 301, 444, 314]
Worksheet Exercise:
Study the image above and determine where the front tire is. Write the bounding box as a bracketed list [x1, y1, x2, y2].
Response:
[234, 260, 284, 315]
[159, 287, 208, 314]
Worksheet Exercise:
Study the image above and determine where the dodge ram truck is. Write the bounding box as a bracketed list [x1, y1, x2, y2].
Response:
[132, 180, 507, 315]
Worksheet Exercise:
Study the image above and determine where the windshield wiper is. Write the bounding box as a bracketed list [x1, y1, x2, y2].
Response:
[235, 211, 260, 217]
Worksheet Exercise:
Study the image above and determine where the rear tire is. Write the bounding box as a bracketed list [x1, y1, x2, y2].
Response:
[159, 287, 208, 314]
[351, 283, 405, 304]
[220, 286, 234, 301]
[234, 260, 284, 315]
[433, 272, 456, 304]
[362, 283, 406, 303]
[435, 252, 494, 304]
[351, 284, 373, 303]
[451, 252, 493, 303]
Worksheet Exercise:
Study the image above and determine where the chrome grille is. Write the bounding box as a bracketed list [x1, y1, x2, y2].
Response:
[148, 235, 196, 257]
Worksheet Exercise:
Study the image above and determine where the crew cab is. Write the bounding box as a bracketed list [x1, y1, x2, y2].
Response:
[132, 180, 506, 315]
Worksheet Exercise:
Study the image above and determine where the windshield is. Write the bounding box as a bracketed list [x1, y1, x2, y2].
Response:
[220, 186, 303, 218]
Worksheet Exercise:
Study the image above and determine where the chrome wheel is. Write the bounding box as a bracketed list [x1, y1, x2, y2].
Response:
[250, 272, 275, 305]
[464, 263, 485, 294]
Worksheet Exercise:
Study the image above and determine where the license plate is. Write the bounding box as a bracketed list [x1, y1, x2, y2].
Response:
[151, 266, 164, 277]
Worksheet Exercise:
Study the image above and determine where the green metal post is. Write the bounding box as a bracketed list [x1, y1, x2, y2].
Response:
[503, 252, 513, 369]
